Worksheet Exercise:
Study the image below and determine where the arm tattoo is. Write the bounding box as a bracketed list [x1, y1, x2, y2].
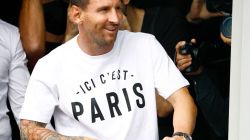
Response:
[20, 119, 86, 140]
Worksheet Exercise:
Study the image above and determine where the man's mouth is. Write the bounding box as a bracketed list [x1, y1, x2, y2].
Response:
[106, 25, 119, 32]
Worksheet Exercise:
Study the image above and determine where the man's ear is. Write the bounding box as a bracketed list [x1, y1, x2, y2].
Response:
[68, 5, 84, 24]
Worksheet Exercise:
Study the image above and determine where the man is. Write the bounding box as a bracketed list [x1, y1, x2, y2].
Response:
[175, 0, 231, 139]
[19, 0, 197, 140]
[0, 19, 30, 140]
[175, 23, 230, 140]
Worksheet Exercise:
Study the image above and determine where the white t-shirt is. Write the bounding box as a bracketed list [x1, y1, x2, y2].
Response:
[20, 30, 189, 140]
[0, 19, 30, 140]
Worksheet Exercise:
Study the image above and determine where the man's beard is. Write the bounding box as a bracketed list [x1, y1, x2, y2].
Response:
[92, 31, 118, 47]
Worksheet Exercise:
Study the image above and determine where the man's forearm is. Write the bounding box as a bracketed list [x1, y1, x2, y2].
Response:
[20, 119, 88, 140]
[168, 87, 197, 134]
[156, 91, 173, 118]
[19, 0, 46, 71]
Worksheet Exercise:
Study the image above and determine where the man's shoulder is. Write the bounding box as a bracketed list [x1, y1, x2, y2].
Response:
[118, 30, 155, 38]
[116, 30, 161, 55]
[39, 41, 72, 65]
[45, 36, 76, 56]
[117, 30, 156, 44]
[0, 19, 22, 55]
[0, 19, 20, 45]
[0, 19, 19, 35]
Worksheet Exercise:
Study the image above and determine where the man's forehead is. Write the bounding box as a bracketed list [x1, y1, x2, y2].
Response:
[87, 0, 121, 7]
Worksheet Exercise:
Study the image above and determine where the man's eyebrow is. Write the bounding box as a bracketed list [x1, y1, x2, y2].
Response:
[96, 5, 110, 11]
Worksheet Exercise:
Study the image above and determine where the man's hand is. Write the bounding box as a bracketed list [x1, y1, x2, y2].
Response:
[175, 41, 192, 71]
[162, 135, 185, 140]
[186, 0, 224, 23]
[220, 32, 231, 46]
[175, 40, 203, 75]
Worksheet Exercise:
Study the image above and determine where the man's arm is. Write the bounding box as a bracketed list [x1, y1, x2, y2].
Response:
[8, 32, 30, 124]
[167, 87, 197, 136]
[19, 0, 46, 72]
[20, 119, 95, 140]
[175, 40, 203, 75]
[156, 91, 173, 118]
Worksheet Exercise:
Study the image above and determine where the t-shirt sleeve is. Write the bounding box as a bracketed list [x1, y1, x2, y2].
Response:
[150, 36, 189, 99]
[19, 58, 59, 123]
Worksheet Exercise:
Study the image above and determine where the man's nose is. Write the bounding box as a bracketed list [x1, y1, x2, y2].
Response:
[109, 9, 121, 24]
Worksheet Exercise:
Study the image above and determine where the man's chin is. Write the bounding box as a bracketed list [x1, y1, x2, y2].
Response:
[107, 32, 118, 41]
[105, 37, 116, 45]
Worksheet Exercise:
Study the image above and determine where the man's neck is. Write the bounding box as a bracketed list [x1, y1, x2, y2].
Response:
[77, 35, 114, 56]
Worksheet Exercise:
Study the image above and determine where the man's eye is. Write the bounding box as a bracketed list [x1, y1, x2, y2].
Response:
[98, 7, 109, 13]
[101, 8, 109, 12]
[116, 6, 121, 10]
[116, 6, 123, 13]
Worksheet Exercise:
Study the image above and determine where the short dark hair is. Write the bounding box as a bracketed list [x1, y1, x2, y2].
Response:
[69, 0, 89, 8]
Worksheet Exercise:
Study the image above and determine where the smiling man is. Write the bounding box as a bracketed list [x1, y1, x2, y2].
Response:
[19, 0, 197, 140]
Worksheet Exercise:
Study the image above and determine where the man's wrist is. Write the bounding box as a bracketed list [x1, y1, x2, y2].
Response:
[172, 132, 192, 140]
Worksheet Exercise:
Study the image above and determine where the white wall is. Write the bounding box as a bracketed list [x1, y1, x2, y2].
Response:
[229, 0, 250, 139]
